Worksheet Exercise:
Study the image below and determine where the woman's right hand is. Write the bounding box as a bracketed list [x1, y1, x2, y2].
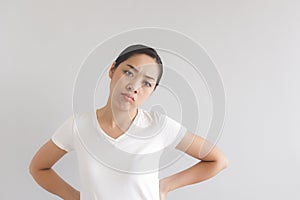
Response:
[65, 189, 80, 200]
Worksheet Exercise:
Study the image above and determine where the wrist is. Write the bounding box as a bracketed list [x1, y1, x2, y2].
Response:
[159, 177, 172, 194]
[64, 188, 80, 200]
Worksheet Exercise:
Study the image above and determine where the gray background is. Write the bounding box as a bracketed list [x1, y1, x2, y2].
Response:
[1, 0, 299, 199]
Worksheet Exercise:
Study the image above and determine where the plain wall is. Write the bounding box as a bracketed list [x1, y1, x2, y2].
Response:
[1, 0, 299, 199]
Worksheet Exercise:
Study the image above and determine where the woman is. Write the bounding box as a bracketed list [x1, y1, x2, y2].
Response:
[29, 44, 228, 200]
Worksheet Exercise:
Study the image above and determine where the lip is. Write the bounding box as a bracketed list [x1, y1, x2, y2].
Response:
[121, 93, 135, 102]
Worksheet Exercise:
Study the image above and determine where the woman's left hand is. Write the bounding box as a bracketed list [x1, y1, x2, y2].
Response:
[159, 178, 169, 200]
[159, 192, 167, 200]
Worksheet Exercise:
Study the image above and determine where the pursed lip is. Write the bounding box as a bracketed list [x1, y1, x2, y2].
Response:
[121, 93, 135, 101]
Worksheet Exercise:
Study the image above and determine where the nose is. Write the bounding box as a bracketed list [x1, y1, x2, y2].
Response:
[126, 81, 139, 94]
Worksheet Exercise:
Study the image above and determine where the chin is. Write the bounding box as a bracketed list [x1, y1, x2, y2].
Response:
[114, 94, 138, 110]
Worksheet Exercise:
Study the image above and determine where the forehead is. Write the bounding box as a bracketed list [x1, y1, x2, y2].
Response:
[121, 54, 160, 75]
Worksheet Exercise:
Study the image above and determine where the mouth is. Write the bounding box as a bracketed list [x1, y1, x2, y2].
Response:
[121, 93, 135, 102]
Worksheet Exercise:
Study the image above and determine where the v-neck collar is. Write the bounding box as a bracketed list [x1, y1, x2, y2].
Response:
[93, 108, 140, 143]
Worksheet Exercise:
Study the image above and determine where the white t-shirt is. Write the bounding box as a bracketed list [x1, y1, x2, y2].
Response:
[51, 108, 187, 200]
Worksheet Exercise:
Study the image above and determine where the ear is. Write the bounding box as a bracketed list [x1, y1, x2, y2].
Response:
[109, 62, 116, 79]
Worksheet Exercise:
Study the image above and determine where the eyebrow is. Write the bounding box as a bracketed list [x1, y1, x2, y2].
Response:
[126, 64, 156, 81]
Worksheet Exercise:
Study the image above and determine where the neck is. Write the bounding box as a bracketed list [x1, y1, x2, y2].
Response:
[97, 104, 138, 131]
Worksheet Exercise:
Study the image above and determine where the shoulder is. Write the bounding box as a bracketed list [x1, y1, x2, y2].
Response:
[72, 112, 94, 122]
[138, 108, 167, 126]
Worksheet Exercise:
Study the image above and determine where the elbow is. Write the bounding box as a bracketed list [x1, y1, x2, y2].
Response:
[223, 156, 229, 169]
[213, 152, 228, 170]
[218, 155, 229, 170]
[29, 160, 51, 176]
[29, 159, 42, 176]
[29, 160, 36, 176]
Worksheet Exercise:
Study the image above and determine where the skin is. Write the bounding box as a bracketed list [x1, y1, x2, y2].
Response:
[29, 54, 228, 200]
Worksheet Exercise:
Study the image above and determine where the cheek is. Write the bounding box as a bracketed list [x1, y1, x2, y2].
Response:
[110, 74, 126, 89]
[138, 90, 153, 100]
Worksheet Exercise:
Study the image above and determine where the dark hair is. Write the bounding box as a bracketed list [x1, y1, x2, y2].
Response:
[114, 44, 163, 90]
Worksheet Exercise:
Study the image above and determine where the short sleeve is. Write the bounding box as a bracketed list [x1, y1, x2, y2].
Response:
[161, 115, 187, 149]
[51, 115, 75, 152]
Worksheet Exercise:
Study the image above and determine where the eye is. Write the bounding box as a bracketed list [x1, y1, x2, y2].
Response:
[144, 81, 152, 87]
[124, 70, 134, 77]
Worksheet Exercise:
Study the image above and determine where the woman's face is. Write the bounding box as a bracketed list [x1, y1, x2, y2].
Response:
[108, 54, 160, 111]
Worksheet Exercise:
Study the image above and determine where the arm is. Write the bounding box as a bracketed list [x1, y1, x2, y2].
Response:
[29, 140, 80, 200]
[159, 131, 228, 195]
